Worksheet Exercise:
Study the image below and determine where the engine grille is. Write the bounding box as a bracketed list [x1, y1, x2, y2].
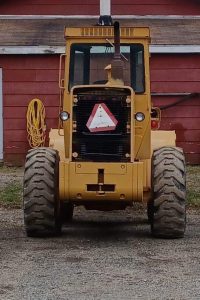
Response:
[72, 89, 131, 162]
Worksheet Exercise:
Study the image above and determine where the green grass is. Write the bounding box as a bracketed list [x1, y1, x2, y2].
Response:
[187, 191, 200, 207]
[0, 165, 23, 173]
[186, 166, 200, 208]
[0, 182, 22, 208]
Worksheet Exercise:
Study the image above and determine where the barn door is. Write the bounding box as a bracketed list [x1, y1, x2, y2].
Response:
[0, 68, 3, 160]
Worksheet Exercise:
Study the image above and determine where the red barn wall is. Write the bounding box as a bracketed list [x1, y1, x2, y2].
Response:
[0, 53, 199, 165]
[0, 0, 200, 15]
[0, 55, 60, 165]
[151, 54, 200, 165]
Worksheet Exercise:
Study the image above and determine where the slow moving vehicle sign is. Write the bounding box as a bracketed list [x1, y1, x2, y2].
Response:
[86, 103, 118, 132]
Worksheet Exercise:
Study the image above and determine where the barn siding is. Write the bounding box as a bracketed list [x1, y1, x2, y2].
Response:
[0, 0, 200, 15]
[151, 54, 200, 165]
[0, 54, 200, 165]
[0, 55, 60, 165]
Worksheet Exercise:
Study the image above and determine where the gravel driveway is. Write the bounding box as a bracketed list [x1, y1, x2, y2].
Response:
[0, 207, 200, 300]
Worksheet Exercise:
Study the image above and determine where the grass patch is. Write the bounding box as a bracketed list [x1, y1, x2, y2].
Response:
[187, 166, 200, 208]
[187, 191, 200, 207]
[0, 182, 22, 208]
[0, 165, 23, 173]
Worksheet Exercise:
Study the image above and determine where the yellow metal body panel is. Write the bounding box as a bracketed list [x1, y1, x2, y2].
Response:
[75, 162, 127, 175]
[49, 129, 65, 160]
[59, 161, 144, 203]
[151, 130, 176, 151]
[65, 27, 150, 39]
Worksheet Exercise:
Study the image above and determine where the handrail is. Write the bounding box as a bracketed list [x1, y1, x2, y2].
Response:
[59, 53, 66, 89]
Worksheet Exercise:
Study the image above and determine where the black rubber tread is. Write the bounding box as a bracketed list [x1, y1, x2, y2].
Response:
[23, 147, 61, 237]
[151, 146, 186, 238]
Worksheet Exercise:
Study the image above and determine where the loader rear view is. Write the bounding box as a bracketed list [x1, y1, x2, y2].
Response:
[23, 18, 186, 238]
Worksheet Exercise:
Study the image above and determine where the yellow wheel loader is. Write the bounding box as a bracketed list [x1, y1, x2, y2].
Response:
[23, 18, 186, 238]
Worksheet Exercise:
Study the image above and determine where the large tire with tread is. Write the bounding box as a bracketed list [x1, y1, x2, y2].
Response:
[150, 146, 186, 238]
[23, 147, 62, 237]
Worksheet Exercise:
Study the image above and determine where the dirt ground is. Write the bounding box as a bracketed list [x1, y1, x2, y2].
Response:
[0, 206, 200, 300]
[0, 166, 200, 299]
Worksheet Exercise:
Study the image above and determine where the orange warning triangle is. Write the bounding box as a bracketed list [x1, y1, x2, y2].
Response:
[86, 103, 118, 132]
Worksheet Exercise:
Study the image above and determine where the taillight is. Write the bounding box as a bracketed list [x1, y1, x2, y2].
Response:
[151, 120, 159, 130]
[151, 107, 161, 130]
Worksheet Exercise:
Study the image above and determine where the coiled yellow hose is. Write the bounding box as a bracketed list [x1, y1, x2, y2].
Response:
[26, 98, 46, 148]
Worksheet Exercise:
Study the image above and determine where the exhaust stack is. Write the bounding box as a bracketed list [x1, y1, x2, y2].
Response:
[98, 1, 124, 84]
[111, 21, 124, 83]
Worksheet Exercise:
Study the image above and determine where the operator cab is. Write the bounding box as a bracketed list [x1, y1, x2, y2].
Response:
[69, 43, 145, 93]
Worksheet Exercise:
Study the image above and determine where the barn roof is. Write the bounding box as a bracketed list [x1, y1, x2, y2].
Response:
[0, 17, 199, 53]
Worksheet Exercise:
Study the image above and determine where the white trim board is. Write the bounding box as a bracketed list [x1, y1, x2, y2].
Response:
[0, 15, 200, 20]
[0, 45, 200, 55]
[150, 45, 200, 54]
[0, 46, 65, 55]
[0, 68, 3, 160]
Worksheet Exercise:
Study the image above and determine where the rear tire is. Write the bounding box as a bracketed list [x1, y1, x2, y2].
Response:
[23, 147, 62, 237]
[151, 147, 186, 238]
